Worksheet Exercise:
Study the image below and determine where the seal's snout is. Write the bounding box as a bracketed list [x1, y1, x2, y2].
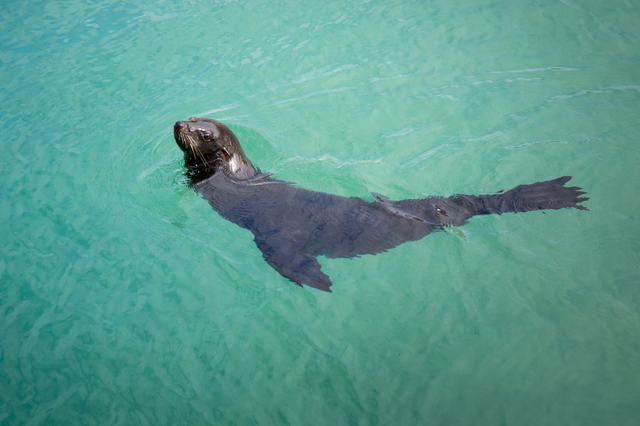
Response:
[174, 121, 190, 153]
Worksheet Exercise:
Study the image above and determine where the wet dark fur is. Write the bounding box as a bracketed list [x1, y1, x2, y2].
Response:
[174, 117, 588, 292]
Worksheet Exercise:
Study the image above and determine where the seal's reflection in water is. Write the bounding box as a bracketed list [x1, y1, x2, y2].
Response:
[174, 117, 588, 292]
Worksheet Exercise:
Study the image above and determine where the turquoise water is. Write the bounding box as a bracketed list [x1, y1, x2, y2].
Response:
[1, 0, 640, 424]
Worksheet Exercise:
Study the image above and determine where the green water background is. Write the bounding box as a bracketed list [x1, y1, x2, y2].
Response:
[1, 0, 640, 424]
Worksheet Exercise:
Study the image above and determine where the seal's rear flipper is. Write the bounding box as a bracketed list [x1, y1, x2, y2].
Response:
[477, 176, 589, 214]
[254, 233, 333, 292]
[392, 176, 589, 228]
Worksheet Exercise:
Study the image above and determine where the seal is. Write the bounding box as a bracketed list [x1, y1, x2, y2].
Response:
[174, 117, 588, 292]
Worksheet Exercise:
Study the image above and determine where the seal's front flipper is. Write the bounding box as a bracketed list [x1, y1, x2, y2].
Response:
[254, 233, 333, 292]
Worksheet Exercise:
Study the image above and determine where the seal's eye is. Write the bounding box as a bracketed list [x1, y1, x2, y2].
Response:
[202, 132, 211, 141]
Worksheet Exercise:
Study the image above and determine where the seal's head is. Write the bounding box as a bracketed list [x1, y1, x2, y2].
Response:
[174, 117, 256, 182]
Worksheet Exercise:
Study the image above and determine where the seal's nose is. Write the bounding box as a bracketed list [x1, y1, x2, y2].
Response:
[174, 121, 186, 131]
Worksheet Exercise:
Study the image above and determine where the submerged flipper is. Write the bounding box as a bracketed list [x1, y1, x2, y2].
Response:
[254, 231, 333, 292]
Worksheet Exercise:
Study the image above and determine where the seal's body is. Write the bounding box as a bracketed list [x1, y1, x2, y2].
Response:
[174, 117, 588, 292]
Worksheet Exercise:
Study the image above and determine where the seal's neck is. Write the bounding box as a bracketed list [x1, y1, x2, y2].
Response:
[226, 153, 257, 180]
[185, 152, 257, 185]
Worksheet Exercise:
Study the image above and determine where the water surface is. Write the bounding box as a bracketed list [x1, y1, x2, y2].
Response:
[1, 0, 639, 425]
